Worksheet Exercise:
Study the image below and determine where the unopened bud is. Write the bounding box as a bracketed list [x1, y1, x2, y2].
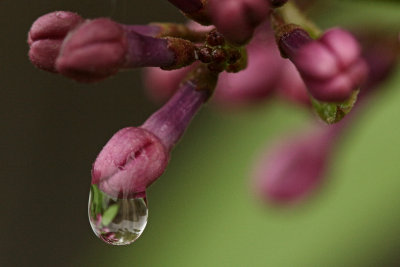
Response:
[56, 18, 196, 82]
[92, 127, 169, 198]
[209, 0, 270, 45]
[278, 27, 368, 102]
[28, 11, 83, 72]
[253, 124, 342, 205]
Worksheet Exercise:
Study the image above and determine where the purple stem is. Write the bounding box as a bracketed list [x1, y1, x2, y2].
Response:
[167, 0, 204, 13]
[141, 81, 208, 150]
[123, 26, 175, 68]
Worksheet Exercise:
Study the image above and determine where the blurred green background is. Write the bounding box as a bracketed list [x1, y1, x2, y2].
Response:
[1, 0, 400, 266]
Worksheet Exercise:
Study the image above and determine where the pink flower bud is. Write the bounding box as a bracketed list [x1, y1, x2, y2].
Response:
[56, 18, 128, 82]
[213, 24, 284, 107]
[28, 11, 83, 72]
[279, 27, 368, 102]
[92, 127, 169, 198]
[93, 64, 216, 198]
[56, 18, 196, 82]
[253, 124, 342, 205]
[28, 12, 196, 83]
[209, 0, 270, 45]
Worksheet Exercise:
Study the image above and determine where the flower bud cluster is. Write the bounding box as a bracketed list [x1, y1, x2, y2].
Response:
[145, 21, 309, 107]
[27, 0, 399, 228]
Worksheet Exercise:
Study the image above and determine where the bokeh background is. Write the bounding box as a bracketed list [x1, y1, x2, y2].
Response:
[2, 0, 400, 266]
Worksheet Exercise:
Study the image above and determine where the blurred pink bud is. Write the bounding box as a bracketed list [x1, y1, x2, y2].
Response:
[143, 65, 196, 103]
[359, 34, 399, 92]
[276, 61, 310, 106]
[253, 124, 341, 205]
[92, 127, 169, 198]
[143, 24, 285, 108]
[209, 0, 270, 45]
[280, 28, 368, 102]
[28, 11, 83, 72]
[213, 24, 284, 107]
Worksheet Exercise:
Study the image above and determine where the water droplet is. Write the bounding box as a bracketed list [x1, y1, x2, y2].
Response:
[88, 185, 148, 245]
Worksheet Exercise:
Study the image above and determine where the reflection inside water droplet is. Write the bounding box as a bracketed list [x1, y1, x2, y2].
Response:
[88, 185, 148, 245]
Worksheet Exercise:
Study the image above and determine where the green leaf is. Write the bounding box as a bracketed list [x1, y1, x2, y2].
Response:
[90, 184, 104, 217]
[102, 204, 120, 226]
[311, 90, 359, 124]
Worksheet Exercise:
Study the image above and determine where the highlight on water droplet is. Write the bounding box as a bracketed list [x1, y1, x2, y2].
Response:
[88, 184, 148, 245]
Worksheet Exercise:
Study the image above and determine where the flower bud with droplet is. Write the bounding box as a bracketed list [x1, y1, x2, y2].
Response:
[92, 127, 169, 198]
[89, 64, 217, 245]
[93, 64, 216, 197]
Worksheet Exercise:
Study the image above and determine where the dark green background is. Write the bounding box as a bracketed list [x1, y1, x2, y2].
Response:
[1, 1, 400, 266]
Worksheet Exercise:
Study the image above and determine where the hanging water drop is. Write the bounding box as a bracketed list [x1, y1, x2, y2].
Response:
[88, 184, 148, 245]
